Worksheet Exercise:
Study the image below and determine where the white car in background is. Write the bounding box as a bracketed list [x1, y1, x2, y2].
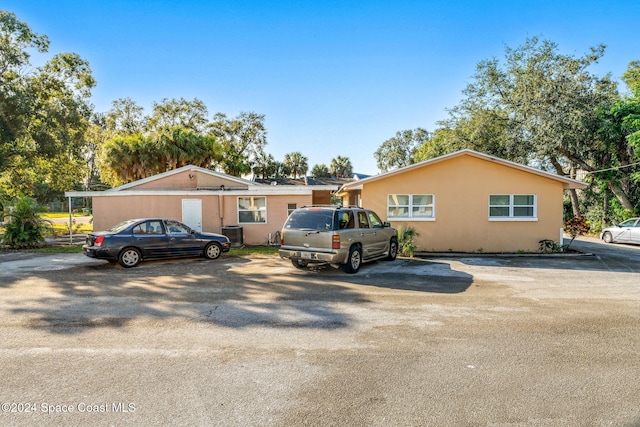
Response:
[600, 218, 640, 244]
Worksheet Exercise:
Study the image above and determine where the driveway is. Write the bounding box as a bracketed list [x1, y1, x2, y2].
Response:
[0, 237, 639, 426]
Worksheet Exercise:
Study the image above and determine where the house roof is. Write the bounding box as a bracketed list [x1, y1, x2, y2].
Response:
[106, 165, 257, 192]
[253, 176, 356, 186]
[338, 149, 588, 192]
[65, 165, 342, 197]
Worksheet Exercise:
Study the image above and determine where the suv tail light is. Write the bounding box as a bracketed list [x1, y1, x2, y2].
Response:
[280, 232, 284, 246]
[332, 235, 340, 249]
[94, 235, 105, 246]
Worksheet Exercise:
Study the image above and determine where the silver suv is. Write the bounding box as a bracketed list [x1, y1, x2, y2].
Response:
[279, 206, 398, 273]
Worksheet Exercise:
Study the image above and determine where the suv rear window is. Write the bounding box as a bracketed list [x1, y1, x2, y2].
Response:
[284, 209, 336, 231]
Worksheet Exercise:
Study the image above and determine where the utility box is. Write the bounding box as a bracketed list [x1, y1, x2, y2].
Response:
[222, 226, 243, 247]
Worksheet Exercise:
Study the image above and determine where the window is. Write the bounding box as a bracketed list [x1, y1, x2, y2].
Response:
[489, 194, 536, 220]
[165, 220, 190, 234]
[387, 194, 435, 219]
[367, 211, 384, 229]
[337, 211, 355, 229]
[238, 196, 267, 223]
[287, 203, 297, 217]
[133, 220, 163, 234]
[357, 211, 370, 228]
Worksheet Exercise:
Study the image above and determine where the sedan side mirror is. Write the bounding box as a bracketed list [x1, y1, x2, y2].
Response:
[383, 221, 391, 228]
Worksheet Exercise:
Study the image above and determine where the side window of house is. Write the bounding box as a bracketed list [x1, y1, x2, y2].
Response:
[238, 196, 267, 223]
[357, 211, 370, 228]
[287, 203, 297, 217]
[388, 194, 434, 219]
[489, 195, 536, 219]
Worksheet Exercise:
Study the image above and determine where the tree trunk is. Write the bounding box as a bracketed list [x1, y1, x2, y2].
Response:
[549, 157, 580, 216]
[607, 181, 636, 213]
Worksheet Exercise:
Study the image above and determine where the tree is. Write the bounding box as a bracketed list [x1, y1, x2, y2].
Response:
[374, 128, 430, 172]
[105, 98, 146, 135]
[148, 97, 208, 133]
[0, 11, 95, 199]
[311, 164, 331, 178]
[330, 156, 353, 178]
[284, 152, 308, 178]
[439, 37, 621, 216]
[98, 126, 222, 186]
[209, 112, 267, 176]
[252, 151, 277, 180]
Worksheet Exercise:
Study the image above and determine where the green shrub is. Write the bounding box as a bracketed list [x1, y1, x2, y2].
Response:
[1, 197, 52, 248]
[397, 226, 419, 257]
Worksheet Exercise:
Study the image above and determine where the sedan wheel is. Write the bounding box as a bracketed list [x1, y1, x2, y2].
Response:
[204, 242, 222, 259]
[118, 247, 141, 268]
[342, 246, 362, 274]
[602, 231, 613, 244]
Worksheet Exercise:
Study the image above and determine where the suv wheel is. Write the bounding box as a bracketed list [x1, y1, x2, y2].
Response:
[387, 237, 398, 261]
[291, 259, 309, 269]
[342, 246, 362, 274]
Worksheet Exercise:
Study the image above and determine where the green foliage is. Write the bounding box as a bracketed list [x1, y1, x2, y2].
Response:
[374, 128, 430, 172]
[538, 239, 564, 253]
[284, 152, 309, 178]
[310, 164, 330, 178]
[1, 196, 51, 248]
[397, 226, 419, 257]
[0, 10, 94, 198]
[330, 156, 353, 178]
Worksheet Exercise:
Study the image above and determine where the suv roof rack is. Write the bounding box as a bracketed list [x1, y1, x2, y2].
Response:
[301, 204, 361, 209]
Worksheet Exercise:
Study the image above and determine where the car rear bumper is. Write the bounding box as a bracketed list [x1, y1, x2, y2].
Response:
[279, 249, 346, 264]
[82, 245, 116, 261]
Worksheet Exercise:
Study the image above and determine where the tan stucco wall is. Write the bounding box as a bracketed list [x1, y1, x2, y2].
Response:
[130, 170, 248, 190]
[220, 194, 310, 245]
[92, 195, 222, 232]
[92, 193, 311, 245]
[359, 155, 565, 253]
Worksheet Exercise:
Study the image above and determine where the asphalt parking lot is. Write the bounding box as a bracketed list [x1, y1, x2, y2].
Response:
[1, 237, 639, 426]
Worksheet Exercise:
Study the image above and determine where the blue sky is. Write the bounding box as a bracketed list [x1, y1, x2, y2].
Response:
[3, 0, 639, 175]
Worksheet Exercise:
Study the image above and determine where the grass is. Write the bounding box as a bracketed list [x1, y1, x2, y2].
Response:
[40, 213, 89, 219]
[229, 246, 280, 256]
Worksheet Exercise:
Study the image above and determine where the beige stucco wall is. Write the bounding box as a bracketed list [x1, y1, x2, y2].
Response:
[359, 155, 565, 253]
[220, 194, 310, 245]
[92, 193, 311, 245]
[92, 195, 222, 232]
[130, 170, 247, 190]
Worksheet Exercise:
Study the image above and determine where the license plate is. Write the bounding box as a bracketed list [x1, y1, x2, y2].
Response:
[301, 252, 312, 259]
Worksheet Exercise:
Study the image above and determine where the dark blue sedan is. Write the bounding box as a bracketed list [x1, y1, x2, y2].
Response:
[83, 218, 231, 267]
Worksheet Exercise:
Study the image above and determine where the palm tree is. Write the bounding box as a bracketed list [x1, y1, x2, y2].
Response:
[311, 164, 330, 178]
[284, 152, 309, 179]
[330, 156, 353, 178]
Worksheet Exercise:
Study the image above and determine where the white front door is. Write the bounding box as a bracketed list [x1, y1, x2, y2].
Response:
[182, 199, 202, 232]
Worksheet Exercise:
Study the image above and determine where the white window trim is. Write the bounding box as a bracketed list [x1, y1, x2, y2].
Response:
[488, 194, 537, 221]
[286, 203, 297, 217]
[387, 194, 436, 221]
[237, 196, 267, 224]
